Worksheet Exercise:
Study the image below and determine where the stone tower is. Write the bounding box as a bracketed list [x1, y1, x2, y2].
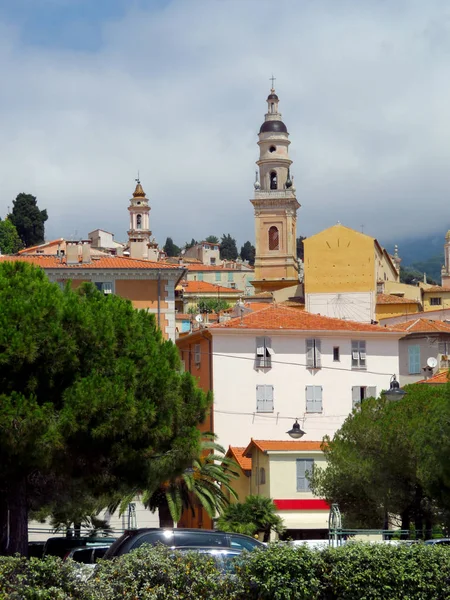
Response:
[442, 230, 450, 287]
[250, 87, 300, 292]
[127, 179, 152, 259]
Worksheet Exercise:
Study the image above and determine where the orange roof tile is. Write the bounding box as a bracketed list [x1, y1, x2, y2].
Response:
[416, 371, 450, 384]
[18, 239, 64, 254]
[244, 440, 324, 457]
[0, 255, 180, 270]
[226, 447, 252, 471]
[422, 286, 450, 293]
[182, 280, 243, 294]
[175, 313, 192, 320]
[210, 304, 403, 333]
[185, 264, 253, 272]
[376, 294, 420, 305]
[394, 319, 450, 333]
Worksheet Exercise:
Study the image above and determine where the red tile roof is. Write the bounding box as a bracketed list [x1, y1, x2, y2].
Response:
[244, 440, 324, 457]
[377, 294, 420, 305]
[394, 319, 450, 333]
[0, 255, 180, 270]
[416, 371, 449, 384]
[185, 264, 253, 272]
[181, 280, 243, 294]
[210, 304, 403, 333]
[422, 286, 450, 293]
[226, 447, 252, 471]
[18, 239, 64, 254]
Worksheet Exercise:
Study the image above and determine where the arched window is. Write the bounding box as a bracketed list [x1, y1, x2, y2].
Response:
[136, 214, 142, 229]
[269, 146, 276, 153]
[268, 226, 279, 251]
[259, 467, 266, 485]
[270, 102, 274, 113]
[270, 171, 277, 190]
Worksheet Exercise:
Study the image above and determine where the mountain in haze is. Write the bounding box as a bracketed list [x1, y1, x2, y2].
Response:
[383, 231, 446, 284]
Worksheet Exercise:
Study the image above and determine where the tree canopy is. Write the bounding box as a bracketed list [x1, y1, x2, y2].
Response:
[240, 241, 255, 266]
[217, 496, 285, 542]
[8, 193, 48, 248]
[220, 234, 238, 261]
[296, 236, 306, 261]
[187, 298, 230, 315]
[0, 262, 210, 555]
[0, 219, 23, 254]
[184, 239, 198, 250]
[310, 382, 450, 536]
[163, 237, 181, 257]
[205, 236, 219, 244]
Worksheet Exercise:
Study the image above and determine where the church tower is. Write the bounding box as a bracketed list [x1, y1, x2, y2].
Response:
[251, 86, 300, 292]
[127, 179, 152, 259]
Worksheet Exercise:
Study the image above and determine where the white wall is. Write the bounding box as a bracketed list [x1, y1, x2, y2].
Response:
[306, 292, 375, 323]
[211, 331, 400, 448]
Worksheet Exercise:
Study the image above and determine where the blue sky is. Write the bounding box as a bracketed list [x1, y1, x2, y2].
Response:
[1, 0, 450, 248]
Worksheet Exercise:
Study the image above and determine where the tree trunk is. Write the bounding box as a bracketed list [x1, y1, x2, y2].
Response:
[3, 478, 28, 556]
[158, 501, 174, 528]
[0, 492, 9, 555]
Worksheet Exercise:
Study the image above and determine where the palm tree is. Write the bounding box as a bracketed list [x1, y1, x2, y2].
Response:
[120, 434, 240, 527]
[217, 495, 285, 542]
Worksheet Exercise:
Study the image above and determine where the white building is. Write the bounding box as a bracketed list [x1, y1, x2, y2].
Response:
[179, 304, 403, 449]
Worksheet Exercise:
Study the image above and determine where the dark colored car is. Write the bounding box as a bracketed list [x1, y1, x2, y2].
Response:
[104, 528, 264, 559]
[64, 545, 111, 563]
[425, 538, 450, 545]
[43, 537, 116, 559]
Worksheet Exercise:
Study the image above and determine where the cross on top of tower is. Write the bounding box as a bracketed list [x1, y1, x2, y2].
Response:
[269, 74, 276, 91]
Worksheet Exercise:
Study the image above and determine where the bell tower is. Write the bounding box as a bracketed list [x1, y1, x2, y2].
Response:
[127, 179, 151, 259]
[250, 85, 300, 292]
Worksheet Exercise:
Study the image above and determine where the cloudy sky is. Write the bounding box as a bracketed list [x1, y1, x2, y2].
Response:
[1, 0, 450, 249]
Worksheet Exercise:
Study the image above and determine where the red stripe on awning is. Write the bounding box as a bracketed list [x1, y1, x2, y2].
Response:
[274, 499, 330, 511]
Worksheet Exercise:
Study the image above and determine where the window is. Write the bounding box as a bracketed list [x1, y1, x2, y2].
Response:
[268, 226, 279, 251]
[270, 171, 277, 190]
[256, 385, 274, 413]
[194, 344, 201, 365]
[352, 386, 377, 409]
[306, 386, 323, 413]
[439, 342, 450, 356]
[296, 459, 314, 492]
[215, 272, 221, 282]
[94, 282, 113, 294]
[333, 347, 340, 362]
[259, 467, 266, 485]
[351, 340, 366, 369]
[230, 283, 236, 289]
[136, 214, 142, 229]
[256, 337, 274, 369]
[227, 272, 234, 282]
[431, 297, 442, 306]
[408, 345, 421, 374]
[306, 339, 321, 369]
[210, 258, 216, 266]
[198, 272, 203, 281]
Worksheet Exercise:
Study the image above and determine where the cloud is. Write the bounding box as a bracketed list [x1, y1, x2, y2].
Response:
[1, 0, 450, 249]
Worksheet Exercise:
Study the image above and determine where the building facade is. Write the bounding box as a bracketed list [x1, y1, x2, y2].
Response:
[251, 88, 300, 293]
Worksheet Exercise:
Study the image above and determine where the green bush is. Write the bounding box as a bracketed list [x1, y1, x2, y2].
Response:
[2, 542, 450, 600]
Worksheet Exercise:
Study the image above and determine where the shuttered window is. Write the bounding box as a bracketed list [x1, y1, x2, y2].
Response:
[256, 337, 274, 369]
[351, 340, 367, 369]
[352, 386, 377, 409]
[408, 345, 421, 374]
[194, 344, 201, 365]
[296, 459, 314, 492]
[256, 385, 274, 413]
[306, 339, 322, 369]
[306, 386, 323, 413]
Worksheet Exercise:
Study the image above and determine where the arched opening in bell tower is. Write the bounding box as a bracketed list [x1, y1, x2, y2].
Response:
[136, 214, 142, 229]
[270, 171, 277, 190]
[268, 226, 280, 251]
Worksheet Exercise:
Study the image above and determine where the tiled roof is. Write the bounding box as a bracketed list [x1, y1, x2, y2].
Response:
[394, 319, 450, 333]
[18, 239, 64, 254]
[185, 264, 253, 272]
[181, 280, 243, 294]
[422, 286, 450, 293]
[376, 294, 420, 305]
[175, 313, 192, 320]
[210, 304, 403, 333]
[416, 371, 449, 384]
[226, 447, 252, 471]
[280, 301, 306, 309]
[244, 440, 324, 456]
[0, 255, 180, 270]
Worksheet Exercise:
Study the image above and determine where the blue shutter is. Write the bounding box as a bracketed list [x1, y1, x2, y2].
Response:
[408, 345, 421, 374]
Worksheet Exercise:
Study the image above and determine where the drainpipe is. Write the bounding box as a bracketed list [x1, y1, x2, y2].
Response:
[200, 331, 214, 434]
[157, 271, 161, 328]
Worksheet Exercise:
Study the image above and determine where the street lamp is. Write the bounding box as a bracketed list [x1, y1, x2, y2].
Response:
[287, 419, 306, 439]
[383, 375, 406, 402]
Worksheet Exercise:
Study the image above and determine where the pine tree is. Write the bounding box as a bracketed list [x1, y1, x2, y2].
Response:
[9, 193, 48, 248]
[240, 241, 255, 266]
[220, 234, 238, 260]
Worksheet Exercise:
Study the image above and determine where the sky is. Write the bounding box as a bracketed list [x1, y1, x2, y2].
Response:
[1, 0, 450, 249]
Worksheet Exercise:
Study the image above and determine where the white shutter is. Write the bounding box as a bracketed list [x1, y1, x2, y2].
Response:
[306, 339, 314, 367]
[266, 337, 274, 355]
[306, 386, 315, 412]
[265, 385, 274, 412]
[256, 385, 264, 412]
[352, 386, 360, 409]
[314, 386, 323, 412]
[296, 459, 306, 491]
[256, 337, 265, 356]
[256, 385, 273, 412]
[315, 340, 322, 368]
[366, 386, 377, 400]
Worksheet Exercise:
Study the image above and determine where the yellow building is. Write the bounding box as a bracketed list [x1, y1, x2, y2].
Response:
[375, 294, 421, 320]
[421, 285, 450, 312]
[304, 224, 399, 322]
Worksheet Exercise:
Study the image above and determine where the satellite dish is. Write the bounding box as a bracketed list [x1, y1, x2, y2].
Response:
[195, 314, 203, 323]
[427, 357, 438, 368]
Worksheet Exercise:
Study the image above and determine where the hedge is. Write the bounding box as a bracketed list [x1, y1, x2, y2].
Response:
[1, 543, 450, 599]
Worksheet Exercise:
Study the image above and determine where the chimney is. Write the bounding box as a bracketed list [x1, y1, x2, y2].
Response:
[116, 246, 124, 257]
[81, 240, 91, 264]
[66, 241, 79, 264]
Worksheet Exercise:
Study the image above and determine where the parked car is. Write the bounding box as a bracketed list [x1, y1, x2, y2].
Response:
[64, 545, 111, 563]
[425, 538, 450, 545]
[103, 528, 264, 559]
[175, 546, 243, 574]
[43, 537, 116, 559]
